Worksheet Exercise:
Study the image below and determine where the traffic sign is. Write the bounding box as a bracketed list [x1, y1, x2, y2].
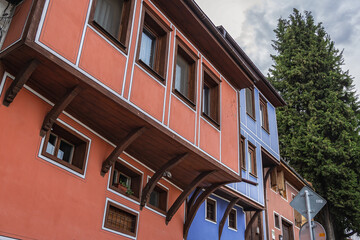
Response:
[300, 221, 326, 240]
[290, 186, 326, 220]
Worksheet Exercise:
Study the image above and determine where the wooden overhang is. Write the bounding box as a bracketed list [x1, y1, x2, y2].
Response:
[261, 147, 281, 168]
[279, 159, 311, 191]
[0, 2, 241, 193]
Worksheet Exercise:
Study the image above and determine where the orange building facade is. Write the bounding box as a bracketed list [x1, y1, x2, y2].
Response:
[0, 0, 286, 239]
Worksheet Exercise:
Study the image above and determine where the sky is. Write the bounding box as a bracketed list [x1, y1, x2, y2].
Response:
[195, 0, 360, 95]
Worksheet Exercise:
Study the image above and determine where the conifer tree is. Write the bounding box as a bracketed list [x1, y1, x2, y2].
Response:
[269, 9, 360, 239]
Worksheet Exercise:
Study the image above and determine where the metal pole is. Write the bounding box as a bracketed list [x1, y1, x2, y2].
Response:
[304, 190, 314, 240]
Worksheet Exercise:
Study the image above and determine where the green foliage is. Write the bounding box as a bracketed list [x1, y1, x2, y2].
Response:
[269, 9, 360, 238]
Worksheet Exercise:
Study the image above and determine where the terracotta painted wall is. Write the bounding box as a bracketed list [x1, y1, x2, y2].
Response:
[0, 74, 184, 240]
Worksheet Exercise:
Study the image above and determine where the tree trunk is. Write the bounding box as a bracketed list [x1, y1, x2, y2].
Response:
[320, 205, 336, 240]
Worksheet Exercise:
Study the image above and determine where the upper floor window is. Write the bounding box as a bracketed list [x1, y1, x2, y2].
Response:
[91, 0, 134, 51]
[240, 136, 246, 170]
[173, 39, 197, 107]
[104, 201, 137, 237]
[274, 212, 280, 229]
[202, 67, 220, 126]
[259, 96, 269, 132]
[205, 198, 216, 222]
[41, 123, 89, 175]
[149, 185, 167, 213]
[137, 5, 170, 81]
[245, 87, 255, 119]
[248, 143, 257, 177]
[228, 209, 237, 230]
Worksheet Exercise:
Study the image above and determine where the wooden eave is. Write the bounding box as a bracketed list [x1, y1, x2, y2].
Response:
[150, 0, 253, 90]
[0, 40, 241, 190]
[215, 186, 264, 211]
[278, 161, 309, 190]
[261, 147, 280, 168]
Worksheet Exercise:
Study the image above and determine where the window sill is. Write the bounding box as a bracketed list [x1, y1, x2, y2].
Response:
[136, 59, 166, 85]
[246, 112, 256, 121]
[89, 22, 128, 55]
[147, 204, 167, 216]
[202, 112, 220, 130]
[41, 151, 84, 175]
[261, 126, 270, 134]
[205, 218, 217, 224]
[241, 167, 247, 172]
[173, 89, 196, 110]
[249, 172, 258, 178]
[109, 185, 140, 202]
[228, 226, 237, 232]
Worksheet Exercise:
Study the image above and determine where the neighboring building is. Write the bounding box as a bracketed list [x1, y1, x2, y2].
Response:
[266, 159, 311, 240]
[0, 0, 284, 240]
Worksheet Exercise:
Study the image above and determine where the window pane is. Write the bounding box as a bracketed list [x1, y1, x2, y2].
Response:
[149, 190, 159, 207]
[46, 134, 57, 155]
[57, 140, 74, 163]
[94, 0, 123, 39]
[248, 149, 252, 173]
[107, 205, 136, 233]
[139, 29, 156, 68]
[203, 84, 210, 115]
[119, 173, 131, 186]
[175, 54, 190, 97]
[246, 88, 254, 117]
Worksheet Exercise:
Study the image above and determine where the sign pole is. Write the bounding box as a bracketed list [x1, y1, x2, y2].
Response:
[304, 190, 314, 240]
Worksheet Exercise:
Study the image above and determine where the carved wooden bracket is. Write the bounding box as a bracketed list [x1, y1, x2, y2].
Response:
[166, 170, 215, 224]
[101, 127, 146, 176]
[218, 197, 240, 240]
[40, 85, 82, 137]
[244, 210, 261, 239]
[183, 182, 230, 240]
[187, 187, 202, 214]
[3, 59, 39, 106]
[140, 153, 188, 210]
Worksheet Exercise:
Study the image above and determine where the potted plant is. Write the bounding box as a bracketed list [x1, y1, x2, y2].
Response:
[116, 181, 133, 196]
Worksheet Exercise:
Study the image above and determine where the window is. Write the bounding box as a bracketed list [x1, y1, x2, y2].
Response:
[274, 212, 280, 229]
[91, 0, 134, 51]
[202, 67, 220, 126]
[173, 39, 197, 106]
[292, 194, 305, 228]
[137, 6, 170, 81]
[104, 201, 137, 237]
[245, 87, 255, 119]
[270, 167, 278, 191]
[42, 123, 89, 175]
[240, 136, 246, 170]
[110, 161, 142, 200]
[228, 209, 237, 229]
[149, 185, 167, 213]
[259, 96, 269, 131]
[277, 170, 287, 199]
[205, 198, 216, 222]
[248, 143, 257, 176]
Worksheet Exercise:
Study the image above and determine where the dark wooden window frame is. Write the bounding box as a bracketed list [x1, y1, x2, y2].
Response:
[172, 37, 198, 109]
[41, 122, 89, 175]
[136, 3, 171, 83]
[281, 217, 295, 240]
[240, 135, 246, 170]
[259, 95, 269, 133]
[205, 197, 217, 223]
[104, 200, 138, 237]
[109, 160, 143, 202]
[228, 208, 237, 230]
[248, 142, 257, 177]
[89, 0, 135, 53]
[147, 182, 168, 214]
[201, 65, 220, 128]
[245, 87, 256, 120]
[274, 212, 280, 229]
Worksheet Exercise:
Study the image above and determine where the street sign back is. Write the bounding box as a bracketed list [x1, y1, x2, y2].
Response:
[290, 186, 326, 220]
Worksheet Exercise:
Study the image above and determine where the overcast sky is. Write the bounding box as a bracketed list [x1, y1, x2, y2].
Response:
[195, 0, 360, 95]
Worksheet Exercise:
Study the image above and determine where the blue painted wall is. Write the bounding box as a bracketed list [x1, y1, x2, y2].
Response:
[187, 194, 246, 240]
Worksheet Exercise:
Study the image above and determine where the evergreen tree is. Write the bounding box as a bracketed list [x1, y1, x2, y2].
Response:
[268, 9, 360, 239]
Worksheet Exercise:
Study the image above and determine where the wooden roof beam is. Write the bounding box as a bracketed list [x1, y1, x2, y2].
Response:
[187, 187, 202, 214]
[3, 59, 39, 106]
[101, 127, 146, 176]
[183, 182, 230, 240]
[40, 85, 82, 137]
[166, 170, 215, 224]
[140, 153, 189, 210]
[218, 197, 240, 240]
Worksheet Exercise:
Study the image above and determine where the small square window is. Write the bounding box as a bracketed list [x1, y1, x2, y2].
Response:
[245, 87, 255, 119]
[90, 0, 134, 51]
[260, 96, 269, 132]
[240, 136, 246, 170]
[137, 5, 170, 81]
[248, 143, 257, 177]
[104, 201, 137, 237]
[206, 198, 216, 222]
[202, 67, 220, 126]
[173, 39, 198, 106]
[228, 209, 237, 229]
[149, 185, 167, 213]
[274, 212, 280, 229]
[110, 161, 142, 200]
[42, 123, 89, 175]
